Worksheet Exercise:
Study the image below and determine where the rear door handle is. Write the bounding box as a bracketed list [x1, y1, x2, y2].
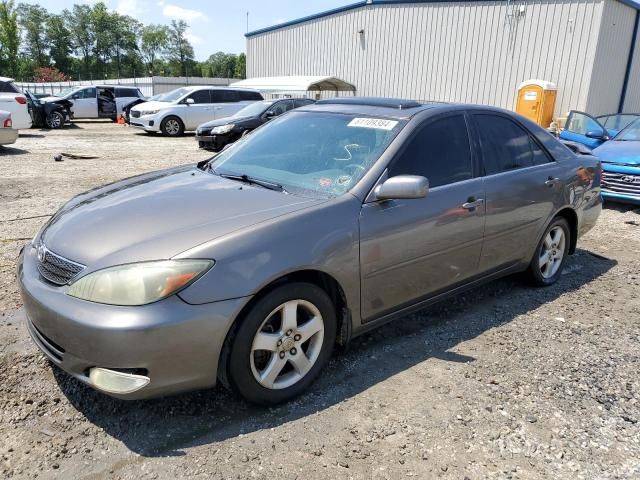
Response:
[545, 176, 560, 187]
[462, 198, 484, 210]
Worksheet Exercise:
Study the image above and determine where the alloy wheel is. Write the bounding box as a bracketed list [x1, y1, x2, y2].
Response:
[538, 226, 566, 279]
[46, 113, 63, 129]
[250, 299, 325, 390]
[165, 119, 180, 135]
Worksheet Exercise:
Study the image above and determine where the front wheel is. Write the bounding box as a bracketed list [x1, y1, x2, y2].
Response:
[45, 111, 65, 129]
[227, 283, 337, 405]
[527, 217, 570, 286]
[160, 116, 184, 137]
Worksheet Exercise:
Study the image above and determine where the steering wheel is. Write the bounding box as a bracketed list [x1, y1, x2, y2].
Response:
[343, 164, 366, 176]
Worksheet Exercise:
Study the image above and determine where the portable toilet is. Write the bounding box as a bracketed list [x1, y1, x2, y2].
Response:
[515, 80, 557, 128]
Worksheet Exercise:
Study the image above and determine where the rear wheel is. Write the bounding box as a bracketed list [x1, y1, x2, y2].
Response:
[160, 116, 184, 137]
[45, 111, 65, 129]
[227, 283, 336, 405]
[527, 217, 570, 286]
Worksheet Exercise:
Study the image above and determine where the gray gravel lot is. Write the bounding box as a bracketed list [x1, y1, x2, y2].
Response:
[1, 121, 639, 479]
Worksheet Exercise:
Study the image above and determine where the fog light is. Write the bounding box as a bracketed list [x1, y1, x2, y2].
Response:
[89, 367, 150, 394]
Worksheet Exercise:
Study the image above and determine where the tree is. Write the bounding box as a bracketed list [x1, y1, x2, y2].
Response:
[47, 14, 73, 74]
[17, 3, 49, 67]
[166, 20, 194, 76]
[68, 4, 95, 78]
[234, 53, 246, 79]
[0, 0, 19, 77]
[140, 24, 169, 75]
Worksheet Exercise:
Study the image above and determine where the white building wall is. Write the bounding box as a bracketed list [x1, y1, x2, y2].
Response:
[247, 0, 606, 118]
[622, 12, 640, 112]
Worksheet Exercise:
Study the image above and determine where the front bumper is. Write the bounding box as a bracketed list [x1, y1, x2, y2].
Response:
[0, 128, 18, 145]
[130, 114, 160, 132]
[195, 133, 230, 151]
[17, 245, 250, 399]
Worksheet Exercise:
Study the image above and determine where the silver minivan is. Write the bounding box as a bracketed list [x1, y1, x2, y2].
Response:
[42, 85, 144, 121]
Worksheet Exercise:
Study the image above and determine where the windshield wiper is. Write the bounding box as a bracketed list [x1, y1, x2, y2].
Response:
[216, 171, 286, 193]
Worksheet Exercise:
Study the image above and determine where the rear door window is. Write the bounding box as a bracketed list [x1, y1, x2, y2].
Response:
[388, 114, 473, 187]
[211, 90, 241, 103]
[115, 87, 140, 98]
[0, 81, 20, 93]
[473, 114, 551, 174]
[239, 90, 264, 101]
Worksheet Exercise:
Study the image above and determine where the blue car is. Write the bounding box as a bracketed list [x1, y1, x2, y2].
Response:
[560, 111, 640, 204]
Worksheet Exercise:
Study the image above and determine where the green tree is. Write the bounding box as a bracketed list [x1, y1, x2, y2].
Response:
[234, 52, 246, 79]
[166, 20, 194, 76]
[17, 3, 49, 67]
[68, 4, 95, 78]
[140, 24, 169, 75]
[47, 14, 73, 75]
[0, 0, 19, 77]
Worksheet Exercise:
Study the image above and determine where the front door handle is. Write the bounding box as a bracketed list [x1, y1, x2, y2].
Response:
[462, 198, 484, 210]
[545, 176, 560, 187]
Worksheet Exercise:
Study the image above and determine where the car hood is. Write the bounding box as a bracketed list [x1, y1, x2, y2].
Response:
[40, 166, 324, 268]
[593, 141, 640, 165]
[40, 96, 66, 103]
[131, 100, 171, 111]
[199, 116, 259, 129]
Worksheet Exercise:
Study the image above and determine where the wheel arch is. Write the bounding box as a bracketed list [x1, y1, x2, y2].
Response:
[554, 207, 578, 254]
[216, 269, 351, 388]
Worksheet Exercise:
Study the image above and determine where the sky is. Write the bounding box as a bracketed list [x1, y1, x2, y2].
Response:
[20, 0, 354, 60]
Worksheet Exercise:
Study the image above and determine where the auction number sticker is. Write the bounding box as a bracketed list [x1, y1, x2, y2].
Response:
[348, 118, 399, 130]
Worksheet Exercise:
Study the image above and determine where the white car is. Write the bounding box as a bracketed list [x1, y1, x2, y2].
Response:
[129, 86, 264, 136]
[0, 110, 18, 146]
[41, 85, 144, 120]
[0, 77, 31, 130]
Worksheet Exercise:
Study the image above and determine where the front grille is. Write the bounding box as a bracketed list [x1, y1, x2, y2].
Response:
[131, 110, 140, 118]
[27, 318, 65, 363]
[36, 245, 85, 286]
[602, 171, 640, 197]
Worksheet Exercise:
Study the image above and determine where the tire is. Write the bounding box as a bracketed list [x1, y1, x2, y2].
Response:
[527, 217, 570, 286]
[227, 282, 337, 405]
[160, 116, 184, 137]
[45, 111, 65, 129]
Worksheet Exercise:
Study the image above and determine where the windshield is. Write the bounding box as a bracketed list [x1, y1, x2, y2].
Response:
[56, 87, 80, 97]
[614, 119, 640, 141]
[156, 87, 191, 102]
[210, 111, 405, 196]
[232, 101, 273, 118]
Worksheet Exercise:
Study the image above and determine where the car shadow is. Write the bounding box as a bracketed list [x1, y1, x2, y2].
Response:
[53, 248, 615, 457]
[603, 201, 640, 214]
[0, 146, 28, 155]
[19, 133, 45, 138]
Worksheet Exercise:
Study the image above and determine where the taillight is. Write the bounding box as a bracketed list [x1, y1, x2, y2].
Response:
[15, 96, 26, 104]
[3, 117, 12, 128]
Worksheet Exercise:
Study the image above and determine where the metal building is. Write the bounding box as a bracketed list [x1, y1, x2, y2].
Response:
[246, 0, 640, 118]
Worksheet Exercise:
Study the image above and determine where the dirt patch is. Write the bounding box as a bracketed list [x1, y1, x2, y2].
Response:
[0, 122, 639, 479]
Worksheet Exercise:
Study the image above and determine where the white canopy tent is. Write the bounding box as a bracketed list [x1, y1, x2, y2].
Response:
[231, 76, 356, 98]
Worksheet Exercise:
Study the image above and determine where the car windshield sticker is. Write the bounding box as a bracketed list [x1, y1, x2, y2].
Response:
[348, 118, 399, 130]
[319, 178, 332, 187]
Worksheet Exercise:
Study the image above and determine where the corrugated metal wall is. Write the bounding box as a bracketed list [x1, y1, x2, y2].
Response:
[585, 0, 636, 115]
[247, 0, 611, 117]
[622, 11, 640, 112]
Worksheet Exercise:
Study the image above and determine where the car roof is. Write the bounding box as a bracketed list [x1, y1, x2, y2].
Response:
[186, 85, 262, 92]
[0, 76, 15, 83]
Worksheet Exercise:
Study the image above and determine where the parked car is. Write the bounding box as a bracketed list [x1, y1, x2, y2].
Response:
[0, 110, 18, 146]
[0, 77, 32, 130]
[560, 111, 640, 204]
[121, 94, 161, 124]
[40, 85, 144, 121]
[196, 98, 315, 151]
[19, 98, 601, 404]
[129, 86, 264, 136]
[25, 90, 71, 129]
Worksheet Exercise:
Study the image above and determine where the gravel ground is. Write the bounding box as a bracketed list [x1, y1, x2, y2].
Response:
[1, 121, 639, 479]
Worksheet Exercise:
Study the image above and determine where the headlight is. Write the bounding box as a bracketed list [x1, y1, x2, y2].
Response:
[140, 109, 160, 116]
[67, 260, 213, 306]
[211, 124, 234, 135]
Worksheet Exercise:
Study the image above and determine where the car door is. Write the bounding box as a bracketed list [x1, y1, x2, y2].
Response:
[211, 90, 241, 119]
[267, 100, 294, 119]
[596, 113, 640, 137]
[559, 111, 608, 149]
[70, 87, 97, 118]
[470, 112, 565, 272]
[183, 89, 213, 129]
[359, 113, 485, 321]
[114, 87, 141, 114]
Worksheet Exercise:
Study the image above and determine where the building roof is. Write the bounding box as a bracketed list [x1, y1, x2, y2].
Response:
[245, 0, 640, 37]
[231, 76, 356, 93]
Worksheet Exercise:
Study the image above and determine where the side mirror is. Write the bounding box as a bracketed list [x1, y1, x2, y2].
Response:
[586, 130, 608, 140]
[264, 110, 276, 119]
[374, 175, 429, 201]
[185, 98, 195, 105]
